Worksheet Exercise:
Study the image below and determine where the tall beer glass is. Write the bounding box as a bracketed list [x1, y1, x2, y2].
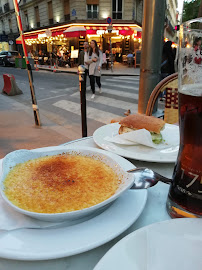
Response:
[166, 18, 202, 218]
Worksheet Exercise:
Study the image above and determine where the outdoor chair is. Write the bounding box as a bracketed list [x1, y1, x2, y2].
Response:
[127, 57, 133, 67]
[146, 73, 178, 124]
[122, 55, 127, 64]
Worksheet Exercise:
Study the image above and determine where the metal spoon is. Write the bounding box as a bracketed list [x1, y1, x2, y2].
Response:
[127, 167, 171, 189]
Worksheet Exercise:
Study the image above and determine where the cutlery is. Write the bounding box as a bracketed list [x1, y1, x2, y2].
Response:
[127, 167, 171, 189]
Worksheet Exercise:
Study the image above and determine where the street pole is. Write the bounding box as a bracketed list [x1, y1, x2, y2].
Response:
[138, 0, 166, 114]
[13, 0, 41, 126]
[78, 65, 87, 137]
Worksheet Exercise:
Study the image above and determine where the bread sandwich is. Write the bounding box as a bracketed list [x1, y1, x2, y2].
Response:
[119, 114, 165, 144]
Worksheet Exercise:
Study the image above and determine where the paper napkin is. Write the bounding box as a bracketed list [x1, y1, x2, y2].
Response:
[105, 128, 179, 149]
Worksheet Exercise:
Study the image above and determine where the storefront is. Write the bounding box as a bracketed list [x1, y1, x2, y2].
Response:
[0, 35, 9, 52]
[18, 23, 142, 62]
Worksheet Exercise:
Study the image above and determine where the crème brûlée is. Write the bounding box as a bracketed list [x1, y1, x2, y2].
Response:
[3, 154, 121, 213]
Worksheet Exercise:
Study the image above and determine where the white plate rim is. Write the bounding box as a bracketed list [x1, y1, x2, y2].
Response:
[93, 123, 179, 163]
[0, 146, 147, 261]
[94, 218, 202, 270]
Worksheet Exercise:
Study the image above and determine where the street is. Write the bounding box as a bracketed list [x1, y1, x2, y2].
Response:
[0, 67, 140, 139]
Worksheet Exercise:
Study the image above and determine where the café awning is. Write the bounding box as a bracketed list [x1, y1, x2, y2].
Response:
[16, 36, 22, 44]
[63, 26, 86, 37]
[85, 26, 135, 36]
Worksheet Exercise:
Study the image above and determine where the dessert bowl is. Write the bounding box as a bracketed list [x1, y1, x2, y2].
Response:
[0, 147, 134, 222]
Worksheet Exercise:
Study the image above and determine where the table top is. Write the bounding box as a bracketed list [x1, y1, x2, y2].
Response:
[0, 137, 174, 270]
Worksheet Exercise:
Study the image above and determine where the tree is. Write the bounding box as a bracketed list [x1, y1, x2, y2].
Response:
[182, 0, 201, 22]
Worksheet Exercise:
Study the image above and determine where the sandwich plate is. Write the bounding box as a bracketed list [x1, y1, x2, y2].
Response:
[93, 123, 179, 163]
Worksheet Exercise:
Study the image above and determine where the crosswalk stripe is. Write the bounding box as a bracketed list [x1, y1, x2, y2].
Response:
[112, 76, 139, 81]
[71, 88, 139, 99]
[71, 93, 138, 111]
[101, 82, 139, 90]
[53, 100, 123, 124]
[105, 78, 139, 84]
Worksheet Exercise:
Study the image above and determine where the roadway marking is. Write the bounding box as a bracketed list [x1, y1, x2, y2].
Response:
[72, 94, 138, 111]
[71, 88, 139, 99]
[53, 100, 122, 124]
[38, 94, 69, 102]
[101, 82, 139, 90]
[112, 76, 140, 81]
[105, 79, 139, 84]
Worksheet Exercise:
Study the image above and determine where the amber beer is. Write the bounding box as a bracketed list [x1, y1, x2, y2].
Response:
[167, 85, 202, 217]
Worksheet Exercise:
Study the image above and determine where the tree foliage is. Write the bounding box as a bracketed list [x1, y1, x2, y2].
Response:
[182, 0, 201, 22]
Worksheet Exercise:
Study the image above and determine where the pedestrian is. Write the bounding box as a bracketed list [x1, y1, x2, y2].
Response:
[78, 41, 89, 87]
[160, 41, 175, 101]
[160, 41, 175, 80]
[105, 50, 110, 70]
[86, 40, 102, 99]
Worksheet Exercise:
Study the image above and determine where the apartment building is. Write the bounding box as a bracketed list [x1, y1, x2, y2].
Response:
[165, 0, 178, 41]
[0, 0, 178, 54]
[0, 0, 143, 54]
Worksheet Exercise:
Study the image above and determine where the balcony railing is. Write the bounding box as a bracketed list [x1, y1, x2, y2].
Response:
[112, 12, 122, 19]
[87, 11, 99, 19]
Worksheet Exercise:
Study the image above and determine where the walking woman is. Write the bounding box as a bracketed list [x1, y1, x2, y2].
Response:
[86, 40, 102, 99]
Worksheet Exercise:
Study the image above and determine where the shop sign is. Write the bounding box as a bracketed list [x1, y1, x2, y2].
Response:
[72, 9, 76, 16]
[71, 49, 78, 59]
[38, 33, 46, 38]
[45, 29, 52, 37]
[103, 32, 118, 38]
[97, 30, 119, 35]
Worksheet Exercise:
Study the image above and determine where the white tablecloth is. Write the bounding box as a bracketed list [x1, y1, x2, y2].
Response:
[0, 137, 174, 270]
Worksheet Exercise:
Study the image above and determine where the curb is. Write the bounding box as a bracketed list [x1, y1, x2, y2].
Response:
[38, 67, 140, 77]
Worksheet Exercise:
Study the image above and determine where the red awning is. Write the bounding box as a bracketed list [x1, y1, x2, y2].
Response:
[22, 25, 142, 40]
[85, 26, 135, 36]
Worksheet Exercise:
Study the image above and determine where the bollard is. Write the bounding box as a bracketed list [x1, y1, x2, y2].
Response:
[78, 65, 87, 137]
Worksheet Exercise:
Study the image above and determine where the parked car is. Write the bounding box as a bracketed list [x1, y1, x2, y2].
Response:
[0, 51, 19, 66]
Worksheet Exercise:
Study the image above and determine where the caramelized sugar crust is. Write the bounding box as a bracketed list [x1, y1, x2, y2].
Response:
[4, 155, 120, 213]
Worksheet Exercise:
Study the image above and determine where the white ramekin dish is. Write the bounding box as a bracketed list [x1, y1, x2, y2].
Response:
[0, 147, 135, 222]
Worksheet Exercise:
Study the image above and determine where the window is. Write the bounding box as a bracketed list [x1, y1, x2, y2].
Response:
[64, 0, 70, 21]
[112, 0, 122, 19]
[48, 1, 53, 24]
[87, 4, 98, 19]
[8, 19, 12, 32]
[35, 6, 40, 27]
[24, 10, 29, 30]
[1, 19, 5, 33]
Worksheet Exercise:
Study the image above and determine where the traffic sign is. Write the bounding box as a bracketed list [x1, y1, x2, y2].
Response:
[106, 17, 112, 24]
[103, 33, 117, 38]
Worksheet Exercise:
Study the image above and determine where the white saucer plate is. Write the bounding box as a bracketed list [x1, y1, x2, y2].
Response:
[0, 146, 147, 260]
[94, 218, 202, 270]
[93, 123, 179, 163]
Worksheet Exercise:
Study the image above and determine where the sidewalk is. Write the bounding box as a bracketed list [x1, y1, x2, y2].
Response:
[0, 94, 75, 158]
[38, 62, 140, 76]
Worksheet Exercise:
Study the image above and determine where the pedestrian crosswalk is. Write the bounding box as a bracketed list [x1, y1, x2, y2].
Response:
[52, 76, 140, 125]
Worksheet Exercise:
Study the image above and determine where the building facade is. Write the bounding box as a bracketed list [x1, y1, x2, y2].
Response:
[0, 0, 178, 55]
[164, 0, 178, 41]
[0, 0, 143, 54]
